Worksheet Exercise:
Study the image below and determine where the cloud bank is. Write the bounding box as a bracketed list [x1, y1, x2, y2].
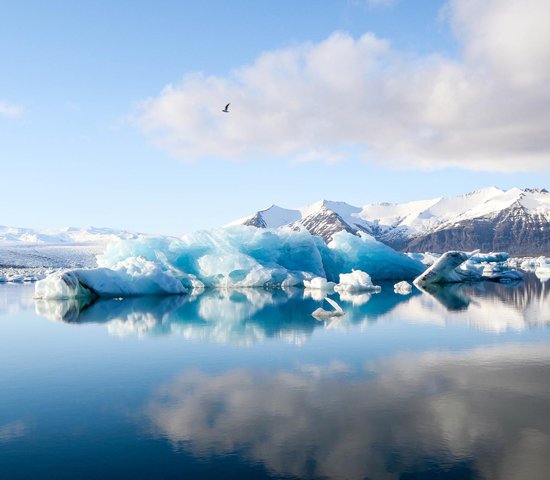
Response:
[137, 0, 550, 171]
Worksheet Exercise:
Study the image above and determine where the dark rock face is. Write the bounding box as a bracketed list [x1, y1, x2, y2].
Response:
[406, 203, 550, 255]
[238, 190, 550, 255]
[298, 207, 358, 243]
[242, 212, 267, 228]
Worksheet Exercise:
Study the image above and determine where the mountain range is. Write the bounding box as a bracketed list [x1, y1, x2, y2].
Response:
[229, 187, 550, 255]
[2, 187, 548, 256]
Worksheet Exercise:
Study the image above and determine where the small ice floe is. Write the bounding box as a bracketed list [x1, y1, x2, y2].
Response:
[414, 250, 523, 286]
[312, 297, 345, 320]
[334, 270, 381, 293]
[303, 277, 336, 290]
[393, 280, 412, 295]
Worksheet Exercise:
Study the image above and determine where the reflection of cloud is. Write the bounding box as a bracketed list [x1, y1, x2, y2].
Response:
[0, 421, 26, 443]
[145, 344, 550, 480]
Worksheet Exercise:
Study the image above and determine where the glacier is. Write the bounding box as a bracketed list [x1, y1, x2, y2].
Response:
[34, 226, 425, 299]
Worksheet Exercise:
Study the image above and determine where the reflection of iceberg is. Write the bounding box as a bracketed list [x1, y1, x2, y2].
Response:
[388, 273, 550, 331]
[34, 286, 416, 344]
[35, 227, 425, 299]
[312, 297, 345, 319]
[143, 344, 550, 480]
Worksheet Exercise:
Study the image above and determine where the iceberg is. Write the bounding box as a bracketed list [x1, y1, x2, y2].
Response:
[394, 281, 412, 295]
[35, 226, 425, 299]
[414, 250, 523, 286]
[334, 270, 381, 293]
[34, 257, 188, 299]
[303, 277, 336, 290]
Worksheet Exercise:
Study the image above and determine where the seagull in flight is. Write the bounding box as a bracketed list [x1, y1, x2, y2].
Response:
[222, 103, 230, 113]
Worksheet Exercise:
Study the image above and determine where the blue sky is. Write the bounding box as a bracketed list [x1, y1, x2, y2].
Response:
[1, 0, 549, 234]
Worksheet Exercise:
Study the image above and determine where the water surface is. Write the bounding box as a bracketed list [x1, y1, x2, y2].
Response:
[1, 276, 550, 479]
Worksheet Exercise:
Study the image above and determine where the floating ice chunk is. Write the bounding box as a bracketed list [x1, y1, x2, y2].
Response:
[303, 277, 336, 290]
[414, 251, 474, 286]
[35, 270, 96, 299]
[394, 281, 412, 295]
[312, 297, 345, 319]
[335, 270, 381, 293]
[414, 250, 523, 286]
[34, 257, 188, 299]
[468, 252, 509, 264]
[515, 256, 550, 282]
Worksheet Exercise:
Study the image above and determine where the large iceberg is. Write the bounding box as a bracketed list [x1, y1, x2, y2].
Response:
[35, 226, 425, 299]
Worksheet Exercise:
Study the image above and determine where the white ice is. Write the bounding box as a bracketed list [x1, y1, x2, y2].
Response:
[394, 281, 413, 295]
[34, 257, 188, 299]
[303, 277, 336, 290]
[414, 250, 523, 286]
[335, 270, 381, 293]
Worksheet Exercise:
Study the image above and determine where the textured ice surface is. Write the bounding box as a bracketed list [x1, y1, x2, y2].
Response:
[414, 251, 522, 286]
[335, 270, 381, 293]
[34, 257, 188, 299]
[394, 281, 413, 295]
[36, 227, 424, 298]
[327, 232, 425, 280]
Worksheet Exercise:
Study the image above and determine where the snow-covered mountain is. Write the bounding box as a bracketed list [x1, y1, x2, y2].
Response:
[0, 226, 139, 245]
[230, 187, 550, 255]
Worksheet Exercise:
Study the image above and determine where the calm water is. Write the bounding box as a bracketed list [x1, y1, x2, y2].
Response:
[1, 276, 550, 479]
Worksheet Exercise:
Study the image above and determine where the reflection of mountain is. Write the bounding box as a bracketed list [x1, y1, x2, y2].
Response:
[144, 344, 550, 480]
[400, 273, 550, 331]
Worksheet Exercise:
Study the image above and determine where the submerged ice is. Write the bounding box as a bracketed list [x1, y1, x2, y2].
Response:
[34, 226, 425, 299]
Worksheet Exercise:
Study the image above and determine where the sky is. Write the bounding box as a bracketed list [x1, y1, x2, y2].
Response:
[1, 0, 549, 235]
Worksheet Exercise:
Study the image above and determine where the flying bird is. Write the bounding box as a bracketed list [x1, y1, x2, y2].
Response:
[222, 103, 230, 113]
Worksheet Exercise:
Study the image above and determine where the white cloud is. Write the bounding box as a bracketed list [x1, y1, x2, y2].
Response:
[0, 99, 21, 118]
[136, 0, 550, 172]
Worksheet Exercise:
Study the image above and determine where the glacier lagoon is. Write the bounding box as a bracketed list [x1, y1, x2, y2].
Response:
[2, 273, 550, 479]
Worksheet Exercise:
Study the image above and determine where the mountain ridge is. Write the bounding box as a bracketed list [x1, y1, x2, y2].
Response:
[230, 187, 550, 255]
